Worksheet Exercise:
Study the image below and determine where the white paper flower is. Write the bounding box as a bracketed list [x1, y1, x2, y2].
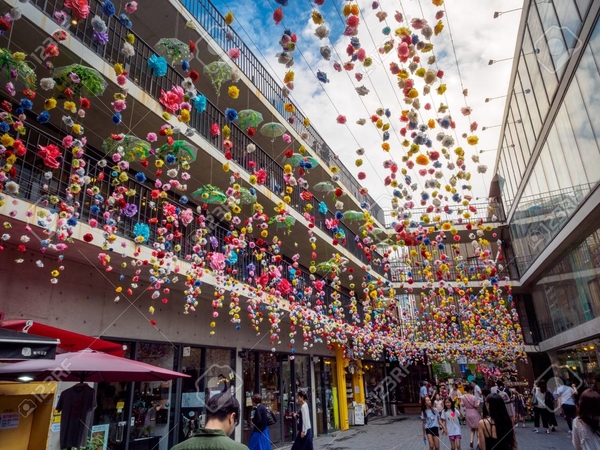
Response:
[121, 42, 135, 57]
[247, 143, 256, 153]
[5, 181, 19, 194]
[40, 78, 56, 91]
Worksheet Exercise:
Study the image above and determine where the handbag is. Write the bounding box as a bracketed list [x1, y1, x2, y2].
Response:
[266, 407, 277, 426]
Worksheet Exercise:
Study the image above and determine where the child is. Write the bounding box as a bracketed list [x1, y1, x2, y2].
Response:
[441, 397, 463, 450]
[421, 396, 441, 450]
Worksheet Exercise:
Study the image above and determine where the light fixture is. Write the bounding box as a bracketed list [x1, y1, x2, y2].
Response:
[493, 8, 522, 19]
[489, 57, 514, 65]
[71, 19, 78, 26]
[18, 375, 34, 382]
[584, 347, 589, 351]
[482, 120, 522, 131]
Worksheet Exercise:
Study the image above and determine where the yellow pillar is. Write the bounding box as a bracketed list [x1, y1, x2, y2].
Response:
[353, 360, 365, 406]
[335, 346, 349, 430]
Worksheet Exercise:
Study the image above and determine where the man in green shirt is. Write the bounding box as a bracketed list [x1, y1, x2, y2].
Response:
[171, 393, 248, 450]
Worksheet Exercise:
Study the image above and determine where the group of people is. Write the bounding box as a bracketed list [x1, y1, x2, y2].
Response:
[419, 378, 600, 450]
[170, 391, 313, 450]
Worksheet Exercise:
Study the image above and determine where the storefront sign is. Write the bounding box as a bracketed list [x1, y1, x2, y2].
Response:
[354, 404, 364, 426]
[0, 413, 19, 429]
[116, 401, 125, 413]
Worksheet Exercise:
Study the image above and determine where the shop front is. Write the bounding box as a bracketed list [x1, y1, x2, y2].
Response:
[363, 361, 387, 417]
[93, 340, 236, 450]
[240, 351, 311, 447]
[553, 338, 600, 388]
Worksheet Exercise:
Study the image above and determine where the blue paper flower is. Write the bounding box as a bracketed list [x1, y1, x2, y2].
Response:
[90, 205, 101, 214]
[275, 0, 288, 5]
[0, 122, 9, 132]
[316, 70, 329, 84]
[20, 98, 33, 110]
[133, 223, 150, 243]
[335, 211, 343, 220]
[180, 195, 188, 204]
[166, 154, 176, 164]
[318, 201, 327, 214]
[101, 0, 115, 16]
[182, 59, 190, 72]
[112, 113, 122, 124]
[383, 131, 390, 141]
[15, 108, 24, 115]
[67, 217, 78, 226]
[135, 172, 146, 183]
[36, 111, 51, 124]
[192, 94, 206, 113]
[225, 107, 238, 123]
[118, 13, 132, 29]
[148, 54, 167, 77]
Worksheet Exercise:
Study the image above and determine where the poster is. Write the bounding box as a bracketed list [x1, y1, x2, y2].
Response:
[89, 424, 109, 450]
[354, 404, 364, 426]
[0, 413, 19, 429]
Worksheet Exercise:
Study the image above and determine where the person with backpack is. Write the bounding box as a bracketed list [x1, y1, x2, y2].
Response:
[496, 381, 515, 424]
[248, 394, 271, 450]
[572, 389, 600, 450]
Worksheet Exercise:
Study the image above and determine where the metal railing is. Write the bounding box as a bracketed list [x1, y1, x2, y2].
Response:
[384, 199, 506, 229]
[29, 0, 385, 275]
[388, 259, 514, 283]
[10, 120, 366, 323]
[178, 0, 385, 224]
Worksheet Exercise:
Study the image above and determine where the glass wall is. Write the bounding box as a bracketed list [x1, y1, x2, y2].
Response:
[498, 0, 589, 212]
[554, 338, 600, 388]
[509, 17, 600, 274]
[530, 225, 600, 341]
[314, 357, 339, 435]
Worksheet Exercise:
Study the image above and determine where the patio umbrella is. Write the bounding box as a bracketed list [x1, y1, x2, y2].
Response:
[155, 38, 192, 65]
[0, 48, 37, 90]
[156, 140, 198, 163]
[237, 187, 257, 204]
[203, 61, 232, 96]
[0, 349, 190, 382]
[313, 181, 335, 193]
[259, 122, 286, 141]
[237, 109, 263, 129]
[283, 153, 320, 169]
[342, 210, 365, 222]
[192, 184, 227, 204]
[102, 134, 151, 162]
[53, 64, 107, 97]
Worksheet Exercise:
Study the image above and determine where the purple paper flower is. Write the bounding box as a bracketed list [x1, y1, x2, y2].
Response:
[69, 72, 81, 83]
[210, 236, 218, 249]
[93, 31, 109, 45]
[53, 11, 67, 26]
[123, 203, 138, 218]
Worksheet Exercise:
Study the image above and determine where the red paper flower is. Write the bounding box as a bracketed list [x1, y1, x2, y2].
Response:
[284, 149, 293, 158]
[224, 150, 233, 160]
[64, 0, 90, 20]
[346, 16, 359, 27]
[247, 127, 256, 137]
[17, 245, 26, 252]
[189, 40, 196, 53]
[334, 188, 343, 197]
[210, 123, 220, 137]
[79, 98, 91, 109]
[44, 44, 60, 58]
[188, 70, 199, 81]
[273, 7, 283, 25]
[150, 319, 157, 326]
[37, 143, 62, 169]
[83, 233, 94, 242]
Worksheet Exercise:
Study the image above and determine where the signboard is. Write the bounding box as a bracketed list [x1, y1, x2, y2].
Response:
[354, 404, 364, 426]
[90, 424, 109, 450]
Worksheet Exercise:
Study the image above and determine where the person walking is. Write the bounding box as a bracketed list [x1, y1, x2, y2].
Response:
[170, 393, 248, 450]
[572, 389, 600, 450]
[496, 381, 515, 424]
[477, 393, 518, 450]
[555, 378, 577, 435]
[441, 397, 463, 450]
[420, 381, 429, 400]
[421, 396, 441, 450]
[248, 394, 271, 450]
[291, 391, 313, 450]
[461, 385, 481, 449]
[432, 392, 444, 413]
[513, 389, 526, 428]
[531, 379, 556, 433]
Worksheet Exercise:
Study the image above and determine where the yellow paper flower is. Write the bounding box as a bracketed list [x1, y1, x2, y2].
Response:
[224, 11, 234, 25]
[284, 71, 295, 84]
[44, 98, 57, 110]
[355, 159, 363, 167]
[467, 136, 479, 145]
[126, 33, 135, 44]
[434, 20, 444, 36]
[178, 109, 190, 123]
[364, 57, 373, 67]
[416, 154, 429, 165]
[330, 165, 339, 173]
[114, 63, 124, 76]
[155, 159, 164, 168]
[303, 118, 310, 127]
[228, 86, 239, 99]
[260, 229, 268, 238]
[381, 143, 390, 151]
[222, 125, 231, 139]
[12, 52, 26, 62]
[298, 145, 306, 154]
[1, 134, 14, 147]
[284, 103, 295, 113]
[249, 174, 257, 184]
[283, 195, 291, 203]
[72, 124, 82, 135]
[64, 101, 76, 113]
[311, 10, 324, 24]
[436, 84, 447, 95]
[162, 112, 171, 120]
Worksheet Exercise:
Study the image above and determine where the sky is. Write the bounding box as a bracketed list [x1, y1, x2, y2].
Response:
[213, 0, 524, 213]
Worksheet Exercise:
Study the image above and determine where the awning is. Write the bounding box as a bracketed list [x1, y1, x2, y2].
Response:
[0, 328, 59, 360]
[0, 320, 125, 357]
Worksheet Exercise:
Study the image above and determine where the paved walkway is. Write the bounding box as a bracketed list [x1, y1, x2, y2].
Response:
[298, 415, 573, 450]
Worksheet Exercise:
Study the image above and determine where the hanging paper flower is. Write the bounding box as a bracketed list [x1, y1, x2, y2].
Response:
[125, 1, 138, 14]
[318, 201, 327, 214]
[224, 11, 234, 25]
[121, 42, 135, 57]
[192, 94, 206, 113]
[273, 7, 283, 25]
[227, 48, 240, 60]
[64, 0, 90, 20]
[316, 71, 329, 83]
[225, 108, 238, 123]
[148, 54, 167, 77]
[467, 135, 479, 145]
[93, 31, 109, 45]
[36, 111, 51, 124]
[228, 86, 239, 99]
[112, 113, 122, 124]
[37, 143, 62, 169]
[188, 70, 199, 82]
[118, 13, 132, 28]
[101, 0, 115, 16]
[336, 115, 347, 124]
[133, 222, 150, 243]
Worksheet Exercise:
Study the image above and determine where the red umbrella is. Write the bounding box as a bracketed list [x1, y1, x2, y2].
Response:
[0, 349, 189, 382]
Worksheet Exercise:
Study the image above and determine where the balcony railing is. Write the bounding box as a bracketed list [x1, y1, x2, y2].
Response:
[389, 259, 515, 283]
[29, 0, 385, 276]
[384, 199, 506, 229]
[10, 120, 366, 323]
[177, 0, 385, 225]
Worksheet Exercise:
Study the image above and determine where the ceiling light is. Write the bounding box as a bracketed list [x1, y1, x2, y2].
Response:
[18, 375, 34, 382]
